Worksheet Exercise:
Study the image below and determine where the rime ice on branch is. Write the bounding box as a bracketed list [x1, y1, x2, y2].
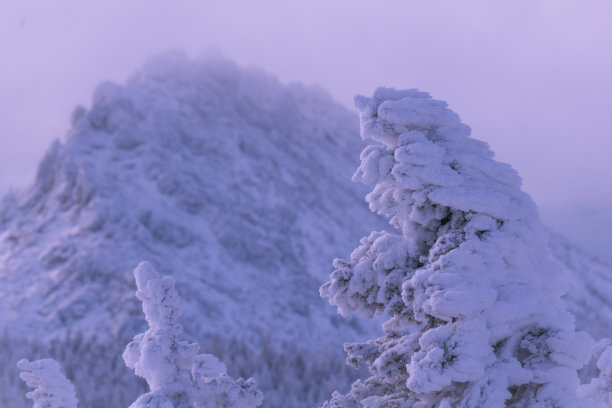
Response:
[17, 358, 78, 408]
[577, 340, 612, 407]
[123, 261, 263, 408]
[320, 88, 593, 407]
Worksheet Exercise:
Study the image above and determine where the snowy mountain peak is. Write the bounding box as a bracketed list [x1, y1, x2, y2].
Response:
[1, 54, 380, 340]
[0, 54, 610, 408]
[0, 54, 385, 407]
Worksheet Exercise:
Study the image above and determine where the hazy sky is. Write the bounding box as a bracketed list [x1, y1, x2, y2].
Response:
[1, 1, 610, 257]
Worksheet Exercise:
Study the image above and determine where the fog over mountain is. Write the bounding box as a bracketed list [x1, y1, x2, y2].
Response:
[0, 54, 610, 407]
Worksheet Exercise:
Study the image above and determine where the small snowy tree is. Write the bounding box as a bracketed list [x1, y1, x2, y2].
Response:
[17, 358, 78, 408]
[320, 88, 593, 407]
[123, 261, 263, 408]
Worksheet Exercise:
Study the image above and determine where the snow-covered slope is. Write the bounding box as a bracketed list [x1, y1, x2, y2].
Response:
[0, 53, 383, 407]
[0, 53, 610, 407]
[548, 231, 612, 340]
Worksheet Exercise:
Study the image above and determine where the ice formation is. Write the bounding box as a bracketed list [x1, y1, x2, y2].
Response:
[124, 261, 262, 408]
[321, 88, 594, 407]
[17, 358, 78, 408]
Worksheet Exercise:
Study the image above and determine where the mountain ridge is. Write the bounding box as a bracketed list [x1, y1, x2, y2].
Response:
[0, 53, 610, 407]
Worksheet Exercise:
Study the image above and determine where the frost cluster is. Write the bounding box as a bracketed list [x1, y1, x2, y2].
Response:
[577, 339, 612, 407]
[17, 358, 78, 408]
[123, 261, 263, 408]
[320, 88, 594, 407]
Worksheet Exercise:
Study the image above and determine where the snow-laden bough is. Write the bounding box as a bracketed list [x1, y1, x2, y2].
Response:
[320, 88, 596, 407]
[123, 261, 263, 408]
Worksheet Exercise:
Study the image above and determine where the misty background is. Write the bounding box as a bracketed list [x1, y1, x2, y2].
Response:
[0, 0, 610, 263]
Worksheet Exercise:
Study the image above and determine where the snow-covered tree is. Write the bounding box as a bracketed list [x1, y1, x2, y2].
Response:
[320, 88, 594, 407]
[17, 358, 78, 408]
[123, 261, 263, 408]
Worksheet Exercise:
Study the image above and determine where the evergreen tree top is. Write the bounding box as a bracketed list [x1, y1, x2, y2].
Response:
[321, 88, 594, 407]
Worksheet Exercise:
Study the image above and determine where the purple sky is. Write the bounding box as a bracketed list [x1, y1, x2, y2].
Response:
[1, 1, 611, 259]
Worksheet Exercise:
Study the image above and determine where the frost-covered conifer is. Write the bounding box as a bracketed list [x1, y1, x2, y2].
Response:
[320, 88, 593, 407]
[17, 358, 78, 408]
[124, 261, 263, 408]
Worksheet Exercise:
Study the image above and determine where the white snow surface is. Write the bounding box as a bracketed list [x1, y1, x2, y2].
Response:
[548, 232, 612, 340]
[0, 53, 384, 407]
[0, 54, 610, 407]
[0, 53, 381, 345]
